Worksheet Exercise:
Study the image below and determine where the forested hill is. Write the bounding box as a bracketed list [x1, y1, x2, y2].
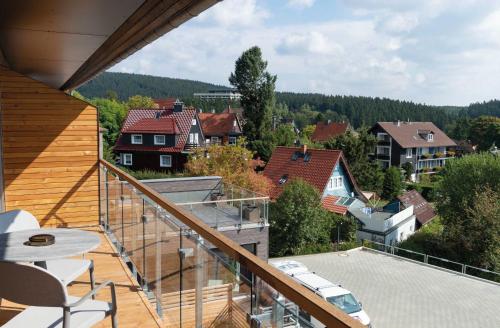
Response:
[78, 72, 226, 99]
[78, 72, 500, 129]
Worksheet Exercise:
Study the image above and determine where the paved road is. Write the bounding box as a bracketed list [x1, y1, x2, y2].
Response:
[275, 249, 500, 328]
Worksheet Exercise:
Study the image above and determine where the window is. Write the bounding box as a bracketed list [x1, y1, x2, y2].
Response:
[406, 148, 412, 158]
[228, 136, 237, 145]
[278, 175, 288, 185]
[329, 176, 343, 189]
[211, 136, 220, 144]
[233, 120, 237, 127]
[160, 155, 172, 167]
[427, 133, 434, 142]
[131, 134, 142, 144]
[189, 133, 199, 144]
[154, 135, 165, 145]
[192, 118, 197, 126]
[121, 153, 132, 166]
[377, 132, 389, 141]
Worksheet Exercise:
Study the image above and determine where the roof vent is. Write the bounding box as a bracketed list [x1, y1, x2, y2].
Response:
[155, 111, 161, 119]
[304, 153, 311, 162]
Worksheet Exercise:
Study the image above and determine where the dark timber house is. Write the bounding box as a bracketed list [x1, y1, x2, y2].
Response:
[114, 100, 204, 172]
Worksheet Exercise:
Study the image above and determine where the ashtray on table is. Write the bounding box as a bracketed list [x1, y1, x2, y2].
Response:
[24, 234, 55, 246]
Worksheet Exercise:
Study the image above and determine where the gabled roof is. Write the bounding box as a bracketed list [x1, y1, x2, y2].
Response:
[398, 190, 436, 226]
[122, 117, 180, 134]
[311, 122, 349, 142]
[198, 112, 242, 136]
[374, 122, 456, 148]
[153, 98, 178, 110]
[115, 108, 196, 153]
[222, 107, 243, 115]
[263, 146, 366, 201]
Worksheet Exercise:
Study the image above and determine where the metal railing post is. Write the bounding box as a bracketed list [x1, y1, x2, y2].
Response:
[155, 205, 163, 318]
[104, 167, 110, 231]
[120, 182, 125, 254]
[141, 199, 148, 291]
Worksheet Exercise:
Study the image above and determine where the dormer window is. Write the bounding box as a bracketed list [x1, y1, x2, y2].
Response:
[131, 134, 142, 144]
[154, 135, 165, 145]
[427, 133, 434, 142]
[278, 174, 288, 185]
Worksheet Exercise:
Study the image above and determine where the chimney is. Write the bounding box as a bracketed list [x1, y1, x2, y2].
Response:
[173, 99, 183, 112]
[302, 144, 307, 154]
[211, 108, 215, 113]
[327, 119, 331, 124]
[395, 120, 401, 127]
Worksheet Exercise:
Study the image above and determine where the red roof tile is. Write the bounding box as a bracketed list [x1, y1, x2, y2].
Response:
[322, 195, 348, 215]
[115, 108, 196, 151]
[153, 98, 177, 109]
[398, 190, 436, 225]
[198, 113, 241, 136]
[122, 117, 180, 134]
[311, 122, 349, 142]
[375, 122, 456, 148]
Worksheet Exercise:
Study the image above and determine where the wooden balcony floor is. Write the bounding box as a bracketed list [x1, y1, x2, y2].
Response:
[0, 226, 162, 328]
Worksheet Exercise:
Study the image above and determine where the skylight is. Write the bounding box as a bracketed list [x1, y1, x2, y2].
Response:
[279, 174, 288, 185]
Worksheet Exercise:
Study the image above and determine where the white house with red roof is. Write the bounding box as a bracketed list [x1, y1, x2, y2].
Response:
[263, 146, 417, 245]
[263, 146, 367, 216]
[114, 100, 204, 171]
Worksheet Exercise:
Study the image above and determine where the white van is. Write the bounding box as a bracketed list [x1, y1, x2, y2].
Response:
[271, 260, 371, 327]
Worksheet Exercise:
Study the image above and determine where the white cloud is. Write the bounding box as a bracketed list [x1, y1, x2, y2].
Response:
[287, 0, 315, 9]
[197, 0, 269, 27]
[109, 0, 500, 106]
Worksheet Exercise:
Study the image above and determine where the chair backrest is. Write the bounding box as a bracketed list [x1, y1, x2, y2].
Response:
[0, 209, 40, 233]
[0, 261, 67, 307]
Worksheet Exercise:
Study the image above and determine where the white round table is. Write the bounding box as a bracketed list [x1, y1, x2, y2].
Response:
[0, 228, 100, 267]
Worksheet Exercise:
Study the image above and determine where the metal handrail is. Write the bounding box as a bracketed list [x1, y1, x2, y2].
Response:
[363, 240, 500, 282]
[100, 159, 362, 328]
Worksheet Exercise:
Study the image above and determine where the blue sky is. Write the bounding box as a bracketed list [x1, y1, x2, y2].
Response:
[110, 0, 500, 106]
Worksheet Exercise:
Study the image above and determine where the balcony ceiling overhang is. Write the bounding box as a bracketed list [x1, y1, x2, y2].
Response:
[0, 0, 219, 90]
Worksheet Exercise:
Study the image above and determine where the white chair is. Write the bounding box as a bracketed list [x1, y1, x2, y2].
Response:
[0, 261, 117, 328]
[0, 210, 95, 289]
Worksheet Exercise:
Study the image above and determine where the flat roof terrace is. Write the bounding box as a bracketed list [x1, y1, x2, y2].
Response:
[276, 248, 500, 328]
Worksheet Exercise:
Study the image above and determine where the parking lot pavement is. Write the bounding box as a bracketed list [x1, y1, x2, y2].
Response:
[276, 248, 500, 328]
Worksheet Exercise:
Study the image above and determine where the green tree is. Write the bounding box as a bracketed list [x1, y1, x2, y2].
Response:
[229, 46, 276, 141]
[437, 153, 500, 269]
[274, 125, 296, 147]
[382, 166, 403, 199]
[90, 98, 127, 146]
[401, 162, 414, 181]
[126, 95, 155, 109]
[269, 179, 333, 256]
[469, 116, 500, 151]
[324, 129, 383, 193]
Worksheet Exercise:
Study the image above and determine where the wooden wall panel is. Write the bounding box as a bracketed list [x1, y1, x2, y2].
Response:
[0, 66, 99, 227]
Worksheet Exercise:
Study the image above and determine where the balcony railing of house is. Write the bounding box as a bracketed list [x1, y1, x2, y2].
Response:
[184, 143, 200, 151]
[98, 160, 361, 328]
[175, 183, 269, 230]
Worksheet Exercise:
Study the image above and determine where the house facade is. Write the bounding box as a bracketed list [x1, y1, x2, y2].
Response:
[263, 146, 367, 216]
[352, 202, 416, 246]
[114, 100, 204, 171]
[370, 121, 457, 180]
[198, 112, 243, 146]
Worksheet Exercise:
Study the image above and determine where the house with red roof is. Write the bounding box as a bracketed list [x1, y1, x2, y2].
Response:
[264, 146, 417, 244]
[263, 145, 367, 215]
[114, 100, 204, 171]
[198, 112, 243, 145]
[311, 121, 352, 143]
[398, 189, 436, 229]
